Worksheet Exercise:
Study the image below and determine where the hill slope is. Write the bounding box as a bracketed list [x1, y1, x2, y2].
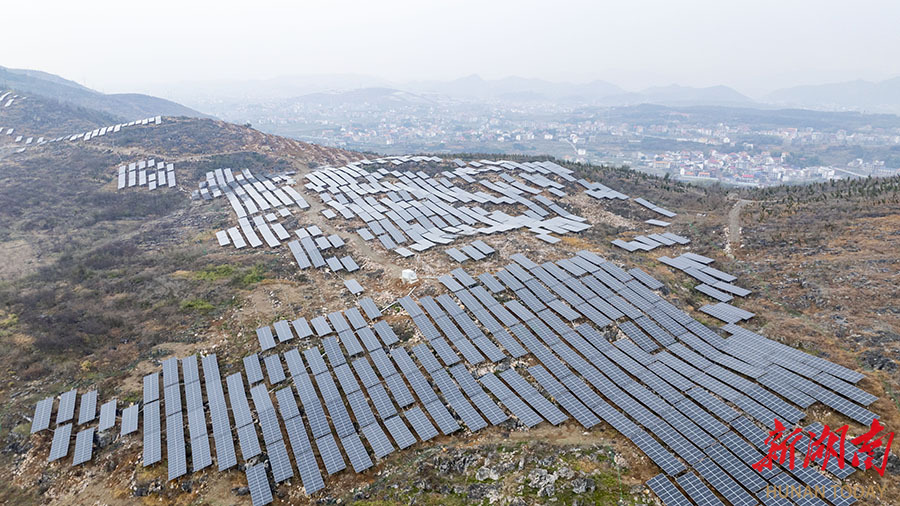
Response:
[0, 66, 209, 120]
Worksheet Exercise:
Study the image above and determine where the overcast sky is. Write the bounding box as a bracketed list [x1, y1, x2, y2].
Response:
[5, 0, 899, 97]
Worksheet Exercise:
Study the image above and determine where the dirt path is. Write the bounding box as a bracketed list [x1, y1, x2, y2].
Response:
[725, 198, 754, 256]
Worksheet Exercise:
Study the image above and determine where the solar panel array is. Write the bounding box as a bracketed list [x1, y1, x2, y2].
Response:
[302, 158, 594, 256]
[115, 159, 176, 192]
[30, 241, 881, 504]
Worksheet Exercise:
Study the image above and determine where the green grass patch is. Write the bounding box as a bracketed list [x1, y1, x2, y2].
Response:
[233, 264, 266, 287]
[193, 265, 236, 281]
[180, 298, 215, 313]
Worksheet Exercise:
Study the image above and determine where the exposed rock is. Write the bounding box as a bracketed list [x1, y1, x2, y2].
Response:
[860, 349, 897, 371]
[555, 466, 574, 480]
[232, 486, 250, 496]
[96, 430, 116, 449]
[475, 466, 500, 481]
[528, 468, 558, 497]
[571, 477, 595, 494]
[466, 483, 498, 500]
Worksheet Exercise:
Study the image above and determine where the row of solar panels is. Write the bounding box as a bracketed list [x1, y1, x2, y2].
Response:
[1, 116, 162, 153]
[612, 231, 690, 252]
[255, 297, 383, 351]
[445, 239, 495, 263]
[659, 252, 751, 304]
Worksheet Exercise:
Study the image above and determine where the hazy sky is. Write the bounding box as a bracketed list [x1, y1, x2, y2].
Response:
[5, 0, 899, 97]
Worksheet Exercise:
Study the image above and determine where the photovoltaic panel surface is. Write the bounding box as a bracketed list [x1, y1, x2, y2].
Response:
[245, 463, 273, 506]
[72, 427, 95, 466]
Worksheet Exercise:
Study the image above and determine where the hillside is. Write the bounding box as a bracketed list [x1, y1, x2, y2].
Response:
[0, 92, 121, 138]
[0, 100, 896, 506]
[0, 66, 209, 120]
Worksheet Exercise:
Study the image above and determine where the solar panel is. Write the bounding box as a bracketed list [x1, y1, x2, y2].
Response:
[499, 369, 568, 425]
[191, 433, 213, 472]
[166, 414, 187, 480]
[361, 422, 395, 459]
[74, 390, 99, 426]
[383, 415, 416, 449]
[310, 316, 333, 336]
[676, 471, 724, 506]
[451, 267, 477, 287]
[182, 355, 201, 385]
[164, 383, 182, 416]
[273, 319, 294, 343]
[245, 463, 273, 506]
[703, 443, 767, 493]
[345, 307, 368, 329]
[404, 406, 438, 441]
[631, 430, 685, 476]
[292, 317, 314, 339]
[163, 357, 180, 387]
[315, 434, 347, 475]
[226, 373, 254, 428]
[295, 449, 325, 494]
[359, 297, 382, 320]
[283, 349, 306, 378]
[413, 343, 442, 373]
[237, 424, 262, 460]
[478, 373, 542, 427]
[243, 354, 264, 384]
[55, 389, 78, 425]
[98, 399, 116, 431]
[254, 406, 283, 447]
[693, 457, 757, 506]
[121, 404, 139, 436]
[143, 401, 161, 466]
[323, 336, 346, 366]
[304, 348, 328, 375]
[340, 432, 373, 472]
[260, 354, 285, 384]
[528, 366, 599, 429]
[48, 423, 72, 462]
[325, 396, 356, 438]
[269, 439, 295, 483]
[258, 326, 277, 351]
[72, 427, 95, 466]
[439, 274, 464, 292]
[339, 329, 365, 356]
[646, 473, 692, 506]
[31, 397, 53, 433]
[373, 320, 399, 346]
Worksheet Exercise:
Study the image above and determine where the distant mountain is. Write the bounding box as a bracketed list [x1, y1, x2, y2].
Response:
[0, 66, 209, 120]
[407, 74, 625, 103]
[767, 77, 900, 113]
